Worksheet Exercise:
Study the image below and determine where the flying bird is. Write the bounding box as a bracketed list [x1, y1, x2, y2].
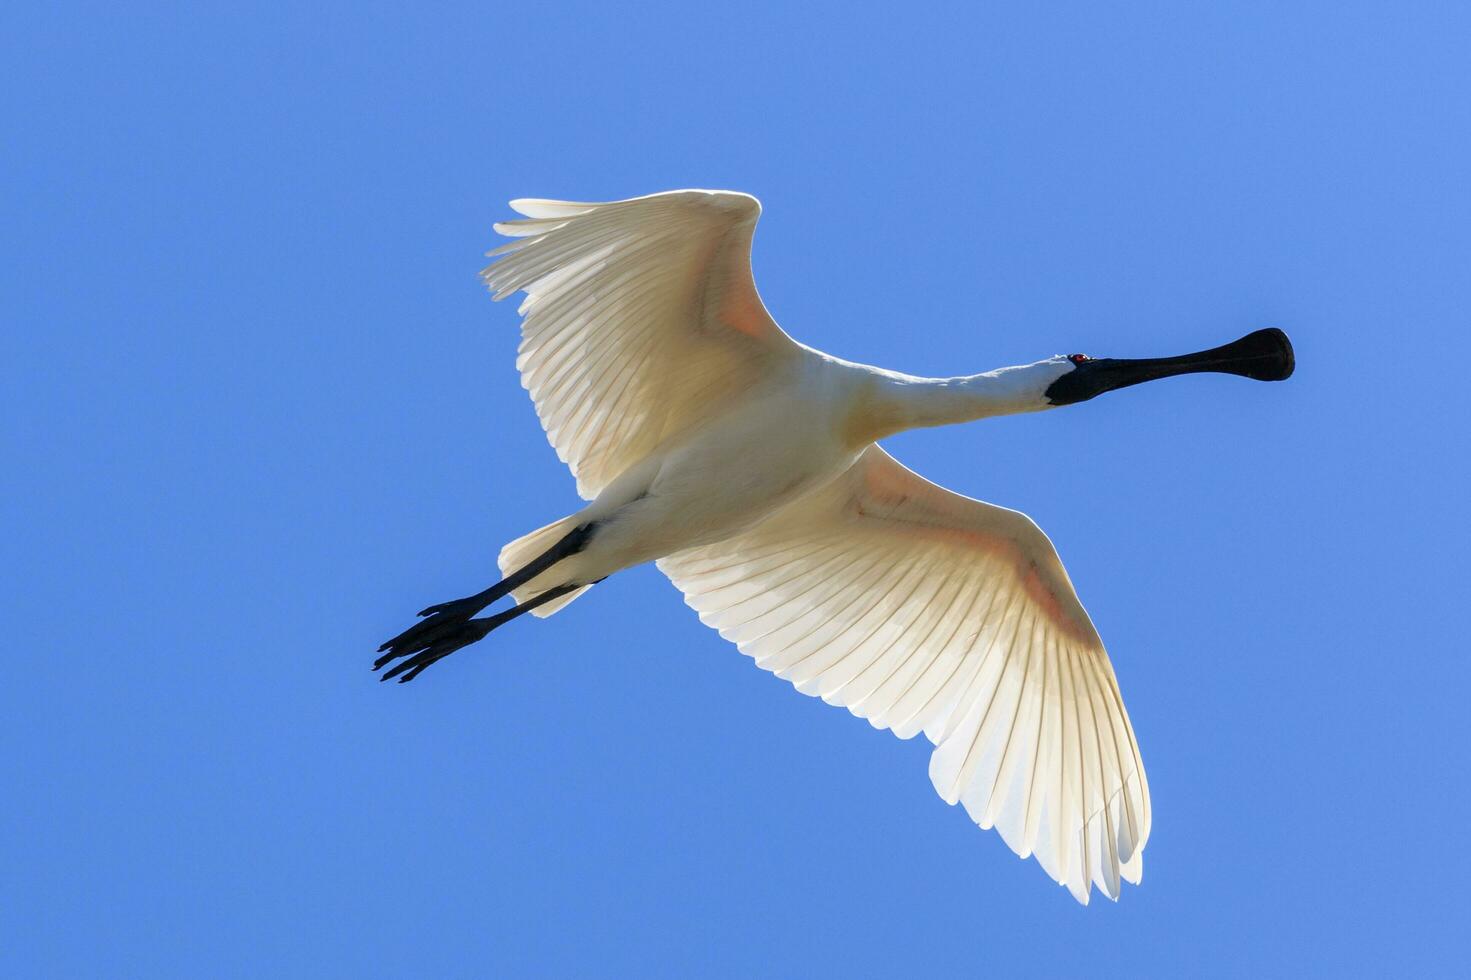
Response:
[376, 190, 1295, 903]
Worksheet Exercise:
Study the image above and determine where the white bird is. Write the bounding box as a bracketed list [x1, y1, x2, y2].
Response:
[376, 190, 1294, 903]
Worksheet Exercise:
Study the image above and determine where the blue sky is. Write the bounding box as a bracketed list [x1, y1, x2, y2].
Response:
[5, 2, 1469, 976]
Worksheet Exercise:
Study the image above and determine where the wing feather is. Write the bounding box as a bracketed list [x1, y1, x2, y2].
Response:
[484, 190, 799, 499]
[659, 446, 1151, 903]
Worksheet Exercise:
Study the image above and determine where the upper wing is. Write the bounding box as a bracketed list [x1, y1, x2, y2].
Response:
[483, 190, 800, 500]
[657, 446, 1151, 903]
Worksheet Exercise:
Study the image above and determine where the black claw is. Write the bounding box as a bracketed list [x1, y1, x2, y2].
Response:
[382, 645, 444, 679]
[380, 651, 421, 682]
[380, 659, 414, 682]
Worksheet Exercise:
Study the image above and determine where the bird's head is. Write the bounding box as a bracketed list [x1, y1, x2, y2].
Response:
[1043, 328, 1295, 407]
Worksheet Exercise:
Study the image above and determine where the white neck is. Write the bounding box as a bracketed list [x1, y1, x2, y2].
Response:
[847, 359, 1072, 443]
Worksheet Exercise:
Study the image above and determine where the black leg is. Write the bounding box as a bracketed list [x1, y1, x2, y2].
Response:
[377, 584, 582, 683]
[376, 522, 596, 661]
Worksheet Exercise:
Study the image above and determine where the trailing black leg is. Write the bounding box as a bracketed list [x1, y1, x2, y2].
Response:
[378, 584, 583, 683]
[376, 521, 597, 661]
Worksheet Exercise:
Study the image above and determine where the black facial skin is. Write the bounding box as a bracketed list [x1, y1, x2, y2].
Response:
[1045, 328, 1295, 406]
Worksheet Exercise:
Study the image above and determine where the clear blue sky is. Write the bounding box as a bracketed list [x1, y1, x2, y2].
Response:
[5, 2, 1468, 976]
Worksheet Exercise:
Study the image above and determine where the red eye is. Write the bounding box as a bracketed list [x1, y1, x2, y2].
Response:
[1068, 353, 1090, 364]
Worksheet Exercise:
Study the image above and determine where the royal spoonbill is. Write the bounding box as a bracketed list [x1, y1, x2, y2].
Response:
[376, 190, 1295, 903]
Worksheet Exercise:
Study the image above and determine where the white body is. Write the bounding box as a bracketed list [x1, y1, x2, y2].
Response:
[571, 355, 859, 573]
[483, 190, 1149, 904]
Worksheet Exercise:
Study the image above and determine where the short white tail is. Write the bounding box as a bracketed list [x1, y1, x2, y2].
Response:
[497, 516, 592, 617]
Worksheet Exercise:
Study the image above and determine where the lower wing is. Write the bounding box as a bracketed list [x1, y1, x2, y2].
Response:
[658, 446, 1151, 903]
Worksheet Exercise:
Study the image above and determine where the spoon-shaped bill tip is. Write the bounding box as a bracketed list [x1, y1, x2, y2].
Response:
[1223, 327, 1295, 381]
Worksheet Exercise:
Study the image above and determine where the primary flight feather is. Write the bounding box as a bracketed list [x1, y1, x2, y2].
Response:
[376, 189, 1294, 904]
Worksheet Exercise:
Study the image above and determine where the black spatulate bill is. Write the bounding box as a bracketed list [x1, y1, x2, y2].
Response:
[1046, 328, 1295, 406]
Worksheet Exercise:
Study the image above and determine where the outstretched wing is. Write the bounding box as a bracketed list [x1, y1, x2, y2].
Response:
[658, 446, 1151, 903]
[483, 190, 800, 499]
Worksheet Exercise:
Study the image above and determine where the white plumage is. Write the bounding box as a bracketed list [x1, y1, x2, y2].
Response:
[380, 188, 1295, 904]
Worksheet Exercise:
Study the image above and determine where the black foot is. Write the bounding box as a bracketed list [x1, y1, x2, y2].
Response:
[376, 522, 601, 678]
[378, 617, 497, 683]
[376, 594, 489, 664]
[374, 582, 584, 684]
